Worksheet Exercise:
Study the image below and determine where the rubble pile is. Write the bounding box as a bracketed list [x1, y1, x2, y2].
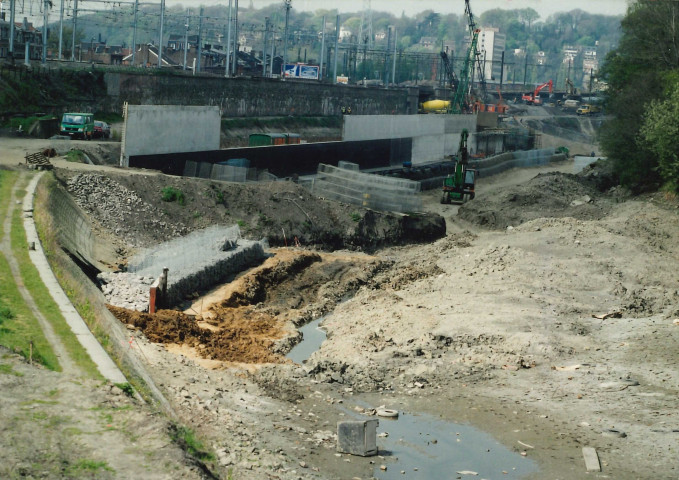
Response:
[66, 173, 189, 248]
[98, 271, 155, 311]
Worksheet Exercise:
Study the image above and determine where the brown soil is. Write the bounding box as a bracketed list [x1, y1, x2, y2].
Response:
[108, 249, 384, 365]
[4, 133, 679, 480]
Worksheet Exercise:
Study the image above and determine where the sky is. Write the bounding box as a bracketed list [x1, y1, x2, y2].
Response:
[195, 0, 630, 18]
[9, 0, 628, 30]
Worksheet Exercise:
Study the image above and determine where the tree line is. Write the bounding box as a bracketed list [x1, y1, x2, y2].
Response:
[599, 0, 679, 192]
[54, 4, 622, 86]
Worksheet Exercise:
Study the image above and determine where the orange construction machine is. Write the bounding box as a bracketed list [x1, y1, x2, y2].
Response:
[521, 80, 553, 105]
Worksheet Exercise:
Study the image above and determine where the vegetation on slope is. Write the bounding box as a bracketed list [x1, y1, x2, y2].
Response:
[599, 1, 679, 192]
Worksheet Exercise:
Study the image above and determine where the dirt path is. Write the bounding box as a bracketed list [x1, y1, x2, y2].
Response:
[1, 172, 79, 375]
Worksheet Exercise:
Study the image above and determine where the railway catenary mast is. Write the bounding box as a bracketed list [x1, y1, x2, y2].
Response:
[451, 0, 488, 113]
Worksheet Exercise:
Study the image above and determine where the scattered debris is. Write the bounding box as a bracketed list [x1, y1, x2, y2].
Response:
[592, 311, 622, 320]
[582, 447, 601, 472]
[552, 364, 582, 372]
[376, 408, 399, 419]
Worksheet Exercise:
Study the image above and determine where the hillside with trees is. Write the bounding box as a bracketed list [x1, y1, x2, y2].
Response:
[599, 0, 679, 192]
[52, 4, 621, 87]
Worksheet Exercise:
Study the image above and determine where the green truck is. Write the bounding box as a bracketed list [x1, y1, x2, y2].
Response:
[60, 113, 94, 140]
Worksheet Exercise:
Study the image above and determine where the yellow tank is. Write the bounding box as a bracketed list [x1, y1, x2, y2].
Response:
[420, 99, 451, 113]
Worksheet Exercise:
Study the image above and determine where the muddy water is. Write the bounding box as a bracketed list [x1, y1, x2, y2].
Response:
[370, 411, 537, 479]
[574, 155, 602, 173]
[286, 317, 327, 364]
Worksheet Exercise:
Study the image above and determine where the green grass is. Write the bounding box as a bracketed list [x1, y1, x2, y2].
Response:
[161, 186, 185, 205]
[169, 424, 215, 462]
[8, 115, 57, 132]
[9, 194, 101, 378]
[0, 172, 59, 369]
[65, 150, 86, 163]
[114, 382, 135, 397]
[63, 458, 114, 475]
[0, 171, 100, 377]
[0, 363, 23, 376]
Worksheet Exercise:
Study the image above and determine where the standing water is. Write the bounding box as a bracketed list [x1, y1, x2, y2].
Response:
[370, 411, 537, 479]
[286, 317, 327, 364]
[574, 155, 604, 173]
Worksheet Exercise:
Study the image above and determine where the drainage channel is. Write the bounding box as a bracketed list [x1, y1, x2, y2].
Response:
[369, 410, 538, 479]
[286, 316, 327, 364]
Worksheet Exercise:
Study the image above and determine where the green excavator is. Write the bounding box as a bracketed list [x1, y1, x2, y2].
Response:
[441, 128, 477, 204]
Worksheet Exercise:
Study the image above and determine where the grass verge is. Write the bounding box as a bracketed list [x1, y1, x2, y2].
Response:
[169, 423, 215, 462]
[0, 171, 59, 369]
[32, 174, 155, 400]
[9, 192, 101, 378]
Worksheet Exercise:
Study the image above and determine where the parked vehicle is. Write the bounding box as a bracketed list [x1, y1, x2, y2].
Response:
[94, 121, 111, 139]
[60, 113, 94, 140]
[576, 104, 601, 116]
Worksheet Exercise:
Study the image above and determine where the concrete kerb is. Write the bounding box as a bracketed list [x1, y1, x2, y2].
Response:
[23, 173, 127, 384]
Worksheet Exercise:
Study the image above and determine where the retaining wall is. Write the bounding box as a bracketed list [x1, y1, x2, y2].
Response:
[342, 114, 478, 165]
[106, 73, 410, 116]
[39, 176, 175, 415]
[121, 105, 221, 166]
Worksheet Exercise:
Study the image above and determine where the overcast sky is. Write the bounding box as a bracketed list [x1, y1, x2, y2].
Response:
[184, 0, 630, 18]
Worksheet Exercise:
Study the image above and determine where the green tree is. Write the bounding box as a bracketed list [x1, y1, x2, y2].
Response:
[599, 0, 679, 191]
[47, 26, 84, 57]
[638, 73, 679, 191]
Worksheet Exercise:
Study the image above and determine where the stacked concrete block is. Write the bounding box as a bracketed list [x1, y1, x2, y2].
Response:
[470, 148, 565, 177]
[124, 225, 268, 308]
[210, 164, 248, 183]
[312, 164, 422, 213]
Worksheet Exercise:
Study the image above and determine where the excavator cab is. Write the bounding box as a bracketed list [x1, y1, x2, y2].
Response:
[441, 129, 477, 204]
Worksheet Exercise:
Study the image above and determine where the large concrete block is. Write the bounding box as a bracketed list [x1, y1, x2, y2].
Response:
[337, 419, 379, 456]
[121, 105, 221, 166]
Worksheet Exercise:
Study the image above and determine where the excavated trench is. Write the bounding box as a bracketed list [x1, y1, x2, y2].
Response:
[108, 249, 385, 365]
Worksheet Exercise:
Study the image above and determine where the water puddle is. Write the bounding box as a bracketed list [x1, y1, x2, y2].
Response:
[286, 317, 327, 364]
[369, 411, 537, 479]
[574, 155, 603, 173]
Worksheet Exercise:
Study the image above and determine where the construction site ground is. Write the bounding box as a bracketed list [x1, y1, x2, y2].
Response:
[1, 117, 678, 479]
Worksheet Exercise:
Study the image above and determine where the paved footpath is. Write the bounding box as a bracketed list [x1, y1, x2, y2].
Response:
[22, 172, 127, 383]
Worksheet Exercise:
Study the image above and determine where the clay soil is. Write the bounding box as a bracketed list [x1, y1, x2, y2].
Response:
[108, 249, 383, 366]
[2, 130, 679, 479]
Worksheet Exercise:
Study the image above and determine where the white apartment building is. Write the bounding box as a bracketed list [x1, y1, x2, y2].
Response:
[477, 27, 506, 82]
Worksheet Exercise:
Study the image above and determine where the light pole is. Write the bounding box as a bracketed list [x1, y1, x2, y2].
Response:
[183, 10, 189, 71]
[42, 0, 49, 64]
[283, 0, 291, 77]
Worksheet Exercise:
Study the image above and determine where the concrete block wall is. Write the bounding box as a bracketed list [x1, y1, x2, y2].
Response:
[311, 164, 422, 213]
[162, 242, 266, 307]
[121, 105, 221, 166]
[47, 184, 100, 271]
[128, 225, 268, 307]
[470, 149, 566, 177]
[342, 115, 478, 165]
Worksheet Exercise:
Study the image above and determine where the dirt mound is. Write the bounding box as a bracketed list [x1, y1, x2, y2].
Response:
[458, 161, 619, 230]
[55, 169, 445, 254]
[109, 305, 287, 364]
